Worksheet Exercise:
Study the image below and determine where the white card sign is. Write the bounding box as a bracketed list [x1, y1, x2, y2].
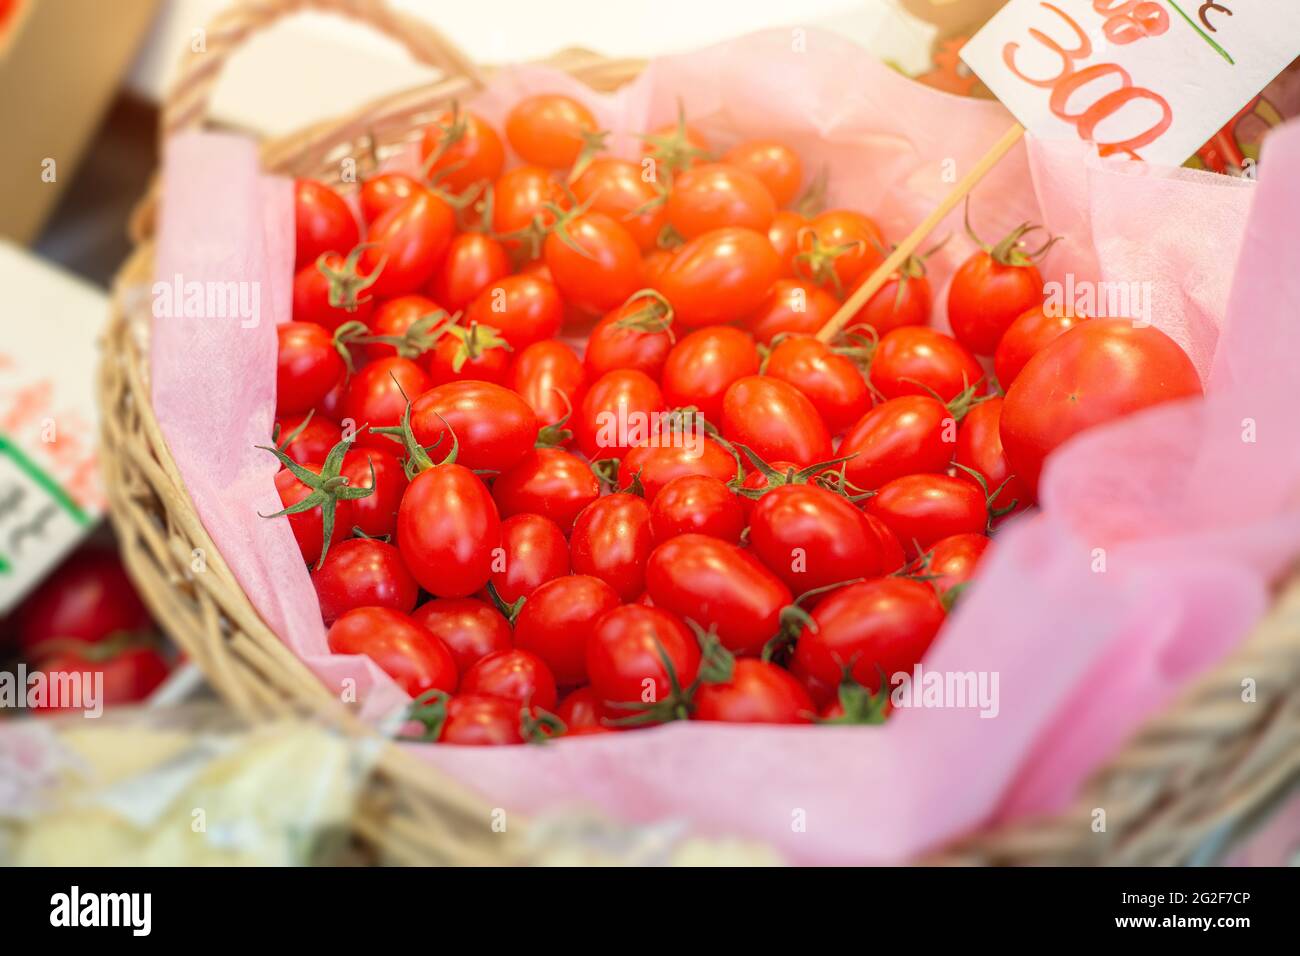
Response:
[960, 1, 1300, 165]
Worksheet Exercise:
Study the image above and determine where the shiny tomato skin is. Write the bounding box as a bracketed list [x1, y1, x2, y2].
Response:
[425, 323, 514, 387]
[14, 549, 151, 654]
[363, 294, 448, 362]
[954, 396, 1027, 516]
[326, 606, 458, 697]
[340, 446, 407, 538]
[276, 321, 345, 416]
[796, 210, 884, 294]
[429, 232, 512, 312]
[745, 278, 840, 345]
[571, 157, 666, 250]
[870, 326, 985, 402]
[294, 178, 359, 269]
[838, 395, 955, 491]
[461, 648, 557, 711]
[556, 686, 616, 735]
[749, 484, 883, 593]
[1001, 320, 1202, 499]
[865, 474, 987, 557]
[994, 304, 1089, 388]
[342, 357, 431, 449]
[397, 463, 501, 598]
[437, 694, 525, 745]
[514, 575, 620, 687]
[510, 339, 585, 432]
[617, 439, 738, 503]
[275, 412, 343, 469]
[721, 375, 832, 469]
[575, 369, 665, 461]
[544, 212, 643, 315]
[292, 253, 377, 333]
[661, 326, 760, 424]
[492, 447, 600, 534]
[411, 597, 513, 677]
[855, 272, 931, 335]
[926, 533, 991, 597]
[790, 578, 945, 704]
[666, 163, 777, 240]
[864, 513, 906, 573]
[768, 211, 808, 276]
[585, 605, 701, 707]
[31, 645, 170, 711]
[762, 334, 869, 435]
[273, 464, 350, 567]
[650, 475, 745, 544]
[490, 165, 568, 252]
[312, 538, 417, 625]
[361, 191, 456, 299]
[488, 514, 570, 606]
[506, 94, 598, 169]
[654, 227, 781, 328]
[463, 274, 563, 350]
[420, 108, 506, 195]
[584, 297, 676, 381]
[409, 380, 539, 474]
[359, 172, 426, 227]
[722, 141, 803, 207]
[948, 252, 1043, 355]
[693, 659, 814, 724]
[568, 494, 655, 602]
[645, 534, 792, 656]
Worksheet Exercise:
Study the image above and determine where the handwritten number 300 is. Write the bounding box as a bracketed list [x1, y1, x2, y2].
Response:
[1002, 2, 1173, 158]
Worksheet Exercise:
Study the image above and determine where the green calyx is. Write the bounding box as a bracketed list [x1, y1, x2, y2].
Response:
[317, 242, 384, 312]
[370, 397, 459, 480]
[443, 321, 512, 374]
[612, 289, 675, 336]
[815, 666, 891, 725]
[964, 196, 1060, 268]
[638, 98, 715, 175]
[602, 620, 734, 728]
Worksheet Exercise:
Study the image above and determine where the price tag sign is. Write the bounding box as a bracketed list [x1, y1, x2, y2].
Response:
[960, 1, 1300, 164]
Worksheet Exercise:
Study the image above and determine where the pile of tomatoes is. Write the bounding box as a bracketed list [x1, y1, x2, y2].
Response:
[272, 94, 1203, 745]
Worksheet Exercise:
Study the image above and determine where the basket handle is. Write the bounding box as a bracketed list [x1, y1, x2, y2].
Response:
[162, 0, 486, 136]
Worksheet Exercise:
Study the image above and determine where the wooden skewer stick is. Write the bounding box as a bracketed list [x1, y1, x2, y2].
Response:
[816, 121, 1026, 343]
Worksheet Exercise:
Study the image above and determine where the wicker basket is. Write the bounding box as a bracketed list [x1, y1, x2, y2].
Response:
[99, 0, 1300, 865]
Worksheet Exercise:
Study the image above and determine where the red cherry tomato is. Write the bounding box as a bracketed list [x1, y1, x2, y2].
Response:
[790, 578, 945, 704]
[1000, 319, 1202, 499]
[854, 270, 931, 334]
[694, 659, 813, 724]
[489, 165, 569, 255]
[744, 278, 840, 345]
[14, 549, 151, 654]
[722, 141, 803, 207]
[510, 339, 585, 433]
[340, 445, 407, 538]
[869, 326, 985, 402]
[493, 447, 600, 534]
[584, 291, 676, 381]
[586, 605, 701, 709]
[865, 474, 988, 557]
[31, 645, 170, 711]
[294, 179, 359, 269]
[954, 396, 1027, 517]
[409, 380, 538, 474]
[994, 304, 1089, 388]
[617, 438, 738, 503]
[666, 163, 777, 240]
[424, 321, 514, 386]
[312, 538, 417, 625]
[461, 648, 557, 711]
[544, 212, 643, 315]
[341, 357, 431, 448]
[721, 375, 831, 469]
[360, 191, 456, 299]
[462, 273, 563, 350]
[326, 607, 458, 697]
[925, 533, 991, 598]
[488, 513, 570, 605]
[762, 333, 869, 434]
[420, 108, 506, 195]
[575, 369, 665, 461]
[749, 484, 883, 593]
[359, 172, 427, 227]
[768, 211, 808, 276]
[556, 686, 616, 735]
[436, 694, 526, 745]
[795, 210, 884, 296]
[275, 412, 343, 468]
[571, 157, 666, 251]
[292, 252, 378, 333]
[428, 232, 512, 312]
[864, 512, 906, 573]
[397, 461, 501, 598]
[838, 395, 956, 491]
[646, 534, 792, 656]
[514, 575, 620, 687]
[661, 326, 758, 423]
[650, 474, 745, 544]
[569, 493, 655, 601]
[948, 235, 1045, 355]
[506, 94, 599, 169]
[273, 464, 351, 567]
[411, 597, 513, 677]
[276, 321, 344, 416]
[653, 227, 781, 328]
[362, 295, 448, 362]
